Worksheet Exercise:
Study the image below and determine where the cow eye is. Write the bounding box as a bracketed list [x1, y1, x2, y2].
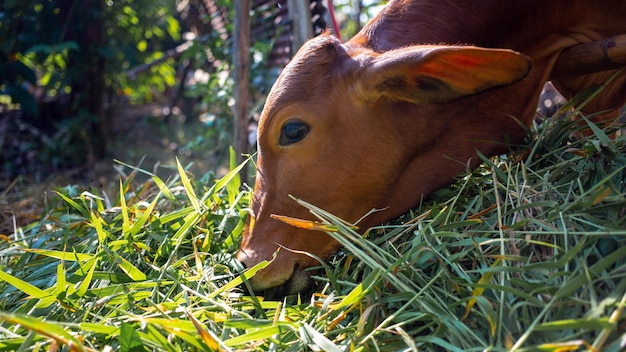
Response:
[279, 120, 310, 146]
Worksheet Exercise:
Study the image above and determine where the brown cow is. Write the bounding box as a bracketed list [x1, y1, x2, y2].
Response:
[237, 0, 626, 296]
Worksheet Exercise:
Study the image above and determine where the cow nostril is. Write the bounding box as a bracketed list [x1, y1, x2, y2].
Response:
[235, 249, 255, 269]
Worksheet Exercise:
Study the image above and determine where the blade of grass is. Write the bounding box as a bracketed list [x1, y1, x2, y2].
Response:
[299, 323, 342, 352]
[128, 191, 161, 238]
[212, 156, 249, 196]
[54, 190, 90, 218]
[208, 258, 271, 299]
[0, 269, 53, 304]
[74, 256, 99, 297]
[463, 258, 501, 319]
[176, 157, 201, 213]
[186, 310, 229, 352]
[227, 146, 241, 206]
[224, 324, 294, 348]
[119, 322, 145, 352]
[102, 245, 147, 281]
[511, 245, 626, 351]
[114, 159, 175, 200]
[56, 262, 66, 297]
[90, 210, 110, 243]
[21, 248, 93, 262]
[119, 179, 131, 237]
[0, 312, 93, 352]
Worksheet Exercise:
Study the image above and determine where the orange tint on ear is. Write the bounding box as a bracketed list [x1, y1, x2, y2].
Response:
[359, 46, 531, 104]
[416, 48, 531, 98]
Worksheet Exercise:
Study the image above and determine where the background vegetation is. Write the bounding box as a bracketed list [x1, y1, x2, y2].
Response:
[0, 0, 375, 182]
[1, 0, 182, 176]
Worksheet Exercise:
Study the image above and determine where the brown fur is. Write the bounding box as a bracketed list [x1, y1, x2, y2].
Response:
[237, 0, 626, 295]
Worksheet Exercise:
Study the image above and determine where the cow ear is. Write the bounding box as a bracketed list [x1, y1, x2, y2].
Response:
[358, 46, 531, 104]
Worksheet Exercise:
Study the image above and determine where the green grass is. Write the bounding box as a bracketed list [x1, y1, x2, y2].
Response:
[1, 104, 625, 351]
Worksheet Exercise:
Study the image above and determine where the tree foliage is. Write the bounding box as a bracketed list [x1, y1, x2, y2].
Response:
[0, 0, 182, 178]
[0, 0, 280, 180]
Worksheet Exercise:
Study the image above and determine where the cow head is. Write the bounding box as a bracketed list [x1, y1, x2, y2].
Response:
[236, 35, 530, 295]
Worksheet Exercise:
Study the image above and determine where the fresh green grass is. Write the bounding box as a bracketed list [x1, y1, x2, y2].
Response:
[1, 103, 625, 351]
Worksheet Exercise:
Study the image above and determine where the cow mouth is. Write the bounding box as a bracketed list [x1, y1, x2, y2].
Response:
[246, 264, 314, 299]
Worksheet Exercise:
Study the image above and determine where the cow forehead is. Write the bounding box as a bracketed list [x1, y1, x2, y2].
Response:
[258, 34, 378, 148]
[268, 36, 340, 105]
[257, 36, 343, 140]
[288, 34, 341, 74]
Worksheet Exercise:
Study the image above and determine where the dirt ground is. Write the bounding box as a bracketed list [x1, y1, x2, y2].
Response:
[0, 102, 231, 236]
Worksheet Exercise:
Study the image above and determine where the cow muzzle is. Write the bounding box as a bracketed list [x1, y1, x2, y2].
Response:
[236, 247, 314, 297]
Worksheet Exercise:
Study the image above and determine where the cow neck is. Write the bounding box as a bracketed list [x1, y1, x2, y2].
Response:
[351, 0, 607, 61]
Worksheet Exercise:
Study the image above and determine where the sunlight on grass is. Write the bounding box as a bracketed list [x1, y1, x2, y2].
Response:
[1, 106, 625, 350]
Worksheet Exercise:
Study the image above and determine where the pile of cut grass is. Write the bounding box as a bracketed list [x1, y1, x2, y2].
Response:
[0, 101, 625, 351]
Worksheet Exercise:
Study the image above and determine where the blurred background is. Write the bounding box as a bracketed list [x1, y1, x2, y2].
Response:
[0, 0, 386, 185]
[0, 0, 386, 234]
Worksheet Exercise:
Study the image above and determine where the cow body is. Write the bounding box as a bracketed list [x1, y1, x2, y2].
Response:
[237, 0, 626, 295]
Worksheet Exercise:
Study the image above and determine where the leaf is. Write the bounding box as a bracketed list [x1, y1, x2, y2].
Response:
[224, 319, 279, 329]
[120, 180, 131, 237]
[536, 318, 613, 331]
[119, 322, 144, 352]
[75, 256, 99, 297]
[590, 186, 612, 206]
[78, 323, 117, 335]
[472, 296, 499, 338]
[102, 245, 147, 281]
[333, 269, 382, 311]
[90, 210, 110, 243]
[21, 248, 93, 262]
[166, 15, 181, 41]
[170, 210, 200, 245]
[463, 258, 501, 319]
[270, 214, 358, 232]
[224, 325, 290, 347]
[88, 281, 160, 297]
[299, 323, 342, 352]
[537, 340, 593, 351]
[80, 191, 105, 213]
[208, 258, 271, 299]
[213, 157, 249, 194]
[143, 324, 177, 351]
[55, 191, 90, 218]
[187, 310, 223, 351]
[56, 263, 67, 297]
[177, 158, 201, 213]
[0, 269, 53, 302]
[113, 159, 175, 200]
[129, 192, 161, 238]
[227, 147, 241, 206]
[0, 313, 90, 352]
[137, 40, 147, 52]
[555, 245, 626, 300]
